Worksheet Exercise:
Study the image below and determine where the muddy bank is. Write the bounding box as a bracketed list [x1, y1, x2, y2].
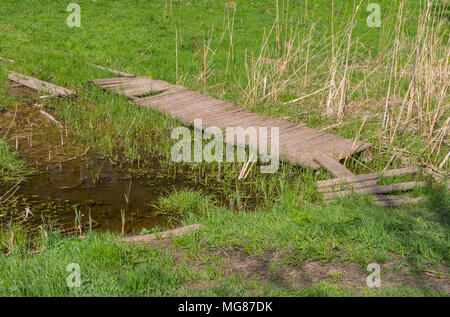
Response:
[0, 85, 199, 234]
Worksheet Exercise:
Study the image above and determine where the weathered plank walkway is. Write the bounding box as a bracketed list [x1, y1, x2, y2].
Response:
[90, 76, 372, 169]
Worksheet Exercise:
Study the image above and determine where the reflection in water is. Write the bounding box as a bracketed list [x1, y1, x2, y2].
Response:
[0, 85, 197, 234]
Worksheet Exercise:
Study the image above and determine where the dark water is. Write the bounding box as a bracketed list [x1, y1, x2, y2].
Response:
[0, 85, 195, 235]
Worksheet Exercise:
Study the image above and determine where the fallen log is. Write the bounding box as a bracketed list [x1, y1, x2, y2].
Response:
[323, 181, 427, 201]
[373, 195, 424, 207]
[317, 167, 419, 189]
[119, 224, 201, 244]
[324, 194, 424, 207]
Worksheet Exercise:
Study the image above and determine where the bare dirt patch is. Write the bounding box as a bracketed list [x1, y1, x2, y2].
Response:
[149, 240, 449, 294]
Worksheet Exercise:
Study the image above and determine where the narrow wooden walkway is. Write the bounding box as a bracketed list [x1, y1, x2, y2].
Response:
[90, 77, 372, 169]
[8, 71, 74, 97]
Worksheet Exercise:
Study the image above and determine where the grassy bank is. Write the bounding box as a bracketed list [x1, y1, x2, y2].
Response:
[0, 187, 448, 296]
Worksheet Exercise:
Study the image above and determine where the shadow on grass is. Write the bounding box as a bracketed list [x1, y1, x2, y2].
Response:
[425, 182, 450, 226]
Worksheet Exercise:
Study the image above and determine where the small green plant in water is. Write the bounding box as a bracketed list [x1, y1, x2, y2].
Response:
[74, 206, 82, 234]
[88, 160, 105, 185]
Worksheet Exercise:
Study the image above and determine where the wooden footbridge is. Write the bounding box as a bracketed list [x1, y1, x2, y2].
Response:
[3, 60, 425, 207]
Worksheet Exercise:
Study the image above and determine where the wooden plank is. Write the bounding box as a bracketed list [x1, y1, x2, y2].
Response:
[180, 107, 229, 123]
[157, 94, 225, 116]
[124, 79, 171, 96]
[147, 89, 201, 104]
[0, 57, 14, 63]
[135, 87, 189, 105]
[317, 167, 419, 188]
[318, 179, 378, 193]
[90, 77, 136, 85]
[336, 142, 373, 160]
[279, 127, 326, 146]
[220, 112, 267, 128]
[165, 99, 226, 117]
[286, 132, 341, 154]
[323, 181, 427, 200]
[210, 112, 268, 129]
[8, 71, 74, 97]
[160, 93, 214, 109]
[165, 101, 227, 121]
[320, 174, 380, 189]
[306, 134, 353, 155]
[90, 76, 373, 170]
[329, 139, 361, 158]
[313, 153, 355, 178]
[202, 111, 252, 127]
[89, 63, 135, 77]
[119, 224, 201, 243]
[200, 108, 249, 127]
[284, 152, 320, 169]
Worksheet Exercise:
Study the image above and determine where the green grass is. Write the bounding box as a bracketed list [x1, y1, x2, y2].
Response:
[0, 233, 188, 296]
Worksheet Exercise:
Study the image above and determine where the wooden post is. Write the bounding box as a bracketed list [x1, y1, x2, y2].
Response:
[119, 224, 201, 244]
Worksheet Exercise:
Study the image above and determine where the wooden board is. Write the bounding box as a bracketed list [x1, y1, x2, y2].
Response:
[119, 224, 201, 243]
[318, 179, 378, 193]
[317, 167, 419, 189]
[8, 71, 74, 97]
[323, 181, 427, 201]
